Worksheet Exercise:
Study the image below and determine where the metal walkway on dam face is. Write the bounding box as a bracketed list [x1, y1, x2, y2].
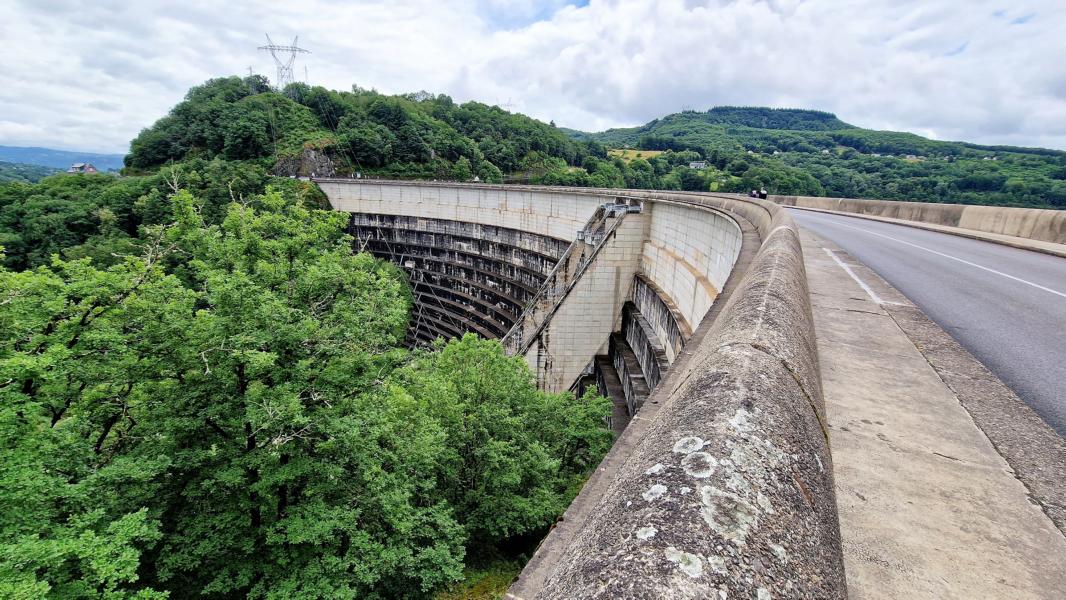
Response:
[314, 179, 1066, 599]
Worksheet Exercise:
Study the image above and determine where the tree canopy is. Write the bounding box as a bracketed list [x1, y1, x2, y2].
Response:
[0, 161, 611, 598]
[124, 77, 595, 186]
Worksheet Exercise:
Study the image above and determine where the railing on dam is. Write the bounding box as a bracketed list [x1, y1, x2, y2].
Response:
[501, 203, 620, 355]
[314, 179, 846, 599]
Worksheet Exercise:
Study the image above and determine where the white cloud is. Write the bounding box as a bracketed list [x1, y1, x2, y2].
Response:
[1, 0, 1064, 153]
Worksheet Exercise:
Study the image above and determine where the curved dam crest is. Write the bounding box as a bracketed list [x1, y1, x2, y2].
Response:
[315, 179, 845, 599]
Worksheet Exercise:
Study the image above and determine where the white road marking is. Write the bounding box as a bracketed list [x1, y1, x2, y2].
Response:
[816, 217, 1066, 300]
[823, 248, 904, 306]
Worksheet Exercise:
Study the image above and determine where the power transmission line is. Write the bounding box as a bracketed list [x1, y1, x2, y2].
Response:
[258, 34, 310, 91]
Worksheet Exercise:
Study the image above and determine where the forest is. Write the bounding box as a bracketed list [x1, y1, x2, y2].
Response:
[0, 78, 613, 598]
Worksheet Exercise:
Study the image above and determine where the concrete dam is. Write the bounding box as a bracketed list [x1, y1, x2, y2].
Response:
[316, 179, 843, 598]
[330, 181, 740, 402]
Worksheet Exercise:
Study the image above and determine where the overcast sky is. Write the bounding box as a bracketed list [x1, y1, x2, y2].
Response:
[2, 0, 1064, 154]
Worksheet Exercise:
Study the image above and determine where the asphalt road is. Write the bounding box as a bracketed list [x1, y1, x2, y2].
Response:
[790, 208, 1066, 436]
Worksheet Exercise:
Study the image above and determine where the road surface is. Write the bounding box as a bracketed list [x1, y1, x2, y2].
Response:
[790, 208, 1066, 436]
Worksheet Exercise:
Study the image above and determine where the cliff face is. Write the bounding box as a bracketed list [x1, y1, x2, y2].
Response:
[272, 147, 336, 178]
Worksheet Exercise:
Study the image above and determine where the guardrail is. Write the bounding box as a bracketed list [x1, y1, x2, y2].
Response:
[501, 204, 624, 356]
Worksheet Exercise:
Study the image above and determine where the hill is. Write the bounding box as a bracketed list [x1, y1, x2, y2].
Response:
[125, 76, 593, 184]
[0, 145, 125, 171]
[120, 78, 816, 194]
[601, 107, 855, 143]
[0, 160, 60, 183]
[568, 107, 1066, 208]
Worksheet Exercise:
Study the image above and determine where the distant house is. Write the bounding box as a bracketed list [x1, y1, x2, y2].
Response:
[688, 161, 708, 170]
[67, 162, 98, 174]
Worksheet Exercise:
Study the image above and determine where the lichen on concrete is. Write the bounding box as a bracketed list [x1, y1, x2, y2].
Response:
[673, 436, 707, 454]
[636, 526, 658, 540]
[665, 547, 704, 578]
[642, 483, 668, 502]
[681, 452, 718, 478]
[645, 463, 666, 475]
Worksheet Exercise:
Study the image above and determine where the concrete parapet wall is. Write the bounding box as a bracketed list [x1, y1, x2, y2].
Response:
[773, 194, 1066, 244]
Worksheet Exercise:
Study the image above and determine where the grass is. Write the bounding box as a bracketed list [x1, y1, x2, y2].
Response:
[435, 560, 523, 600]
[607, 148, 664, 163]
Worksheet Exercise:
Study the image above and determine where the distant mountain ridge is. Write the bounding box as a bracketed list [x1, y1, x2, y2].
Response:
[568, 106, 1065, 158]
[564, 106, 1066, 208]
[637, 106, 855, 134]
[0, 145, 125, 172]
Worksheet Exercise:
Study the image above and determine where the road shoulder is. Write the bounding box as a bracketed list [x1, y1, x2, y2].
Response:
[802, 229, 1066, 599]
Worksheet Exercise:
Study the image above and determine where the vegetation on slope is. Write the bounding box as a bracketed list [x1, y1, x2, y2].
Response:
[0, 160, 61, 183]
[0, 77, 613, 598]
[577, 107, 1066, 208]
[125, 76, 593, 185]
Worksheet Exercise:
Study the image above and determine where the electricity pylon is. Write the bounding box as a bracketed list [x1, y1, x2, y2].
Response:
[258, 34, 310, 91]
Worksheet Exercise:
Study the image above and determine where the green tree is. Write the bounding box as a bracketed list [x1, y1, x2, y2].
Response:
[339, 121, 394, 168]
[451, 156, 473, 181]
[0, 175, 616, 598]
[222, 106, 271, 159]
[476, 161, 504, 183]
[391, 335, 612, 547]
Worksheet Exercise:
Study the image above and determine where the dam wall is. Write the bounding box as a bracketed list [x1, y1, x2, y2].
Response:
[319, 181, 743, 392]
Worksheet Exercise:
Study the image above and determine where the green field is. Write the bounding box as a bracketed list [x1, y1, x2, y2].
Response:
[607, 148, 664, 163]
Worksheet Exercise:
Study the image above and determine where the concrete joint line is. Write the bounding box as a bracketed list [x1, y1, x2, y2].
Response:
[744, 340, 831, 449]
